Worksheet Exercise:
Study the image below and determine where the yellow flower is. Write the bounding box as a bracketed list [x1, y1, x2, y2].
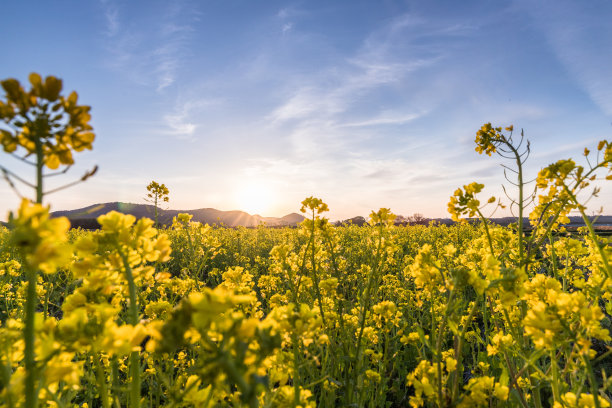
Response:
[365, 369, 381, 383]
[400, 331, 421, 344]
[554, 392, 611, 408]
[372, 300, 397, 320]
[457, 376, 508, 408]
[445, 357, 457, 373]
[369, 208, 396, 226]
[43, 352, 83, 389]
[447, 182, 492, 221]
[9, 199, 71, 273]
[486, 331, 513, 356]
[100, 322, 149, 355]
[300, 196, 329, 215]
[190, 288, 254, 331]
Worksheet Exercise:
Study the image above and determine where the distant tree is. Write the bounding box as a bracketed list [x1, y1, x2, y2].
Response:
[394, 215, 408, 225]
[335, 216, 367, 226]
[393, 214, 429, 225]
[408, 213, 429, 225]
[144, 181, 169, 227]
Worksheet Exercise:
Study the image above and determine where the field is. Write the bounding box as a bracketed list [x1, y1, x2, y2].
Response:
[1, 194, 612, 407]
[0, 76, 611, 407]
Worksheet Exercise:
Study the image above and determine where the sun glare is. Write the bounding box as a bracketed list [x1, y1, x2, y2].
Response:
[236, 181, 276, 215]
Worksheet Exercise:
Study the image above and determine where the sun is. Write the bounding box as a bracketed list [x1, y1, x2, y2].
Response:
[236, 181, 276, 215]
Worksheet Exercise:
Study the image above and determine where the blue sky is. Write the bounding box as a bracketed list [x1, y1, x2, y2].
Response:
[1, 0, 611, 220]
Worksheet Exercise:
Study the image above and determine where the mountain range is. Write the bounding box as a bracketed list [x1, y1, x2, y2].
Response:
[50, 202, 305, 229]
[8, 201, 609, 230]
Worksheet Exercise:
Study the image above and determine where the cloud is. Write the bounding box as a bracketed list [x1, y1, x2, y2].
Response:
[277, 6, 305, 36]
[269, 87, 342, 123]
[237, 7, 579, 217]
[523, 0, 612, 115]
[277, 6, 307, 20]
[237, 150, 475, 219]
[99, 0, 197, 92]
[264, 11, 465, 165]
[100, 0, 119, 37]
[163, 113, 196, 138]
[277, 8, 290, 19]
[338, 111, 425, 127]
[267, 9, 468, 131]
[530, 138, 600, 161]
[161, 97, 219, 139]
[267, 58, 434, 127]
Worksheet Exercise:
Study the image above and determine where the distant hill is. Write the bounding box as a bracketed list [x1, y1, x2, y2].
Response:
[464, 216, 612, 227]
[51, 202, 305, 229]
[333, 215, 612, 228]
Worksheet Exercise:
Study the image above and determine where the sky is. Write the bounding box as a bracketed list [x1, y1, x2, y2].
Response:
[1, 0, 611, 221]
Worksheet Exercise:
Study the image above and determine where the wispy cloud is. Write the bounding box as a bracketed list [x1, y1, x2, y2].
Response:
[252, 7, 555, 217]
[277, 6, 305, 36]
[277, 6, 307, 20]
[267, 57, 434, 126]
[161, 97, 219, 139]
[531, 138, 601, 161]
[265, 11, 464, 164]
[163, 112, 196, 138]
[338, 111, 425, 128]
[282, 22, 293, 34]
[99, 0, 197, 92]
[100, 0, 119, 37]
[522, 0, 612, 115]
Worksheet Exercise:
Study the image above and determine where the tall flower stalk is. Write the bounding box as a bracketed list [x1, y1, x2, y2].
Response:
[1, 73, 95, 408]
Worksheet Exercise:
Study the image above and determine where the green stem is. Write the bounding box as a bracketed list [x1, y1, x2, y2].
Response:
[476, 209, 495, 256]
[23, 136, 45, 408]
[35, 138, 43, 204]
[291, 330, 301, 407]
[451, 301, 478, 402]
[501, 350, 530, 408]
[95, 355, 110, 408]
[351, 225, 383, 405]
[583, 353, 602, 408]
[310, 210, 326, 327]
[548, 230, 563, 287]
[24, 265, 38, 408]
[154, 196, 158, 228]
[111, 356, 121, 408]
[513, 144, 525, 261]
[119, 249, 141, 408]
[219, 350, 258, 408]
[550, 350, 561, 404]
[499, 135, 525, 260]
[435, 290, 454, 408]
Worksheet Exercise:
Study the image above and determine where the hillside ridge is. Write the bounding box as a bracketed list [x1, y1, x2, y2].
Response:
[50, 202, 305, 228]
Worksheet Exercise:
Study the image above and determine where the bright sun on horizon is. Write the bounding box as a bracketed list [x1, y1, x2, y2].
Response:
[235, 181, 276, 216]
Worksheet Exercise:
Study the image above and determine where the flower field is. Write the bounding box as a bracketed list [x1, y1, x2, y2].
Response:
[1, 75, 612, 407]
[1, 187, 612, 407]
